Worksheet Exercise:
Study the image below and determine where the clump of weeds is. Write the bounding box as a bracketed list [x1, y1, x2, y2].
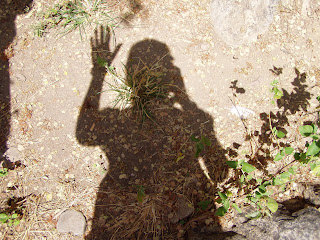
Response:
[103, 59, 168, 123]
[34, 0, 118, 38]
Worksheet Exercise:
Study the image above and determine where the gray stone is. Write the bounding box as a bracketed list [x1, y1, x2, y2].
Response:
[302, 184, 320, 205]
[210, 0, 278, 47]
[56, 209, 86, 236]
[232, 207, 320, 240]
[170, 195, 194, 223]
[189, 207, 320, 240]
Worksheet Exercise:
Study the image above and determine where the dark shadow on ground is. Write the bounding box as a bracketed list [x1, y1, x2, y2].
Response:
[76, 28, 228, 239]
[230, 80, 245, 96]
[247, 68, 311, 172]
[121, 0, 145, 25]
[0, 0, 33, 168]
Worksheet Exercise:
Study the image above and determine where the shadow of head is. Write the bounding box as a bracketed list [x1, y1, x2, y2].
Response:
[0, 0, 33, 17]
[123, 39, 187, 118]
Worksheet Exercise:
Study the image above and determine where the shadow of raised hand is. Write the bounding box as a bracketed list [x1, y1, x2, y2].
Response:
[91, 26, 122, 69]
[76, 26, 121, 146]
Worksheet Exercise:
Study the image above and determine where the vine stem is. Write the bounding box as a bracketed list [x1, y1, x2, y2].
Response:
[228, 96, 257, 155]
[268, 111, 281, 149]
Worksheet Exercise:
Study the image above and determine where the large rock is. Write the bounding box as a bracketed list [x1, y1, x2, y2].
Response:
[188, 207, 320, 240]
[56, 209, 86, 236]
[232, 207, 320, 240]
[210, 0, 278, 47]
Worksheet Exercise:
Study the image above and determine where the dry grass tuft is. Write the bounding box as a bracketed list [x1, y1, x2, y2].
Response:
[108, 194, 170, 240]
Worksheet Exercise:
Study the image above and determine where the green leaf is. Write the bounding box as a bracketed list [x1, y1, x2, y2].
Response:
[240, 174, 245, 183]
[312, 124, 318, 133]
[247, 175, 253, 181]
[258, 185, 266, 193]
[218, 192, 227, 202]
[97, 56, 107, 67]
[191, 135, 200, 142]
[299, 153, 308, 163]
[284, 147, 294, 155]
[13, 220, 20, 226]
[232, 203, 242, 213]
[266, 197, 278, 213]
[310, 162, 316, 170]
[288, 167, 296, 175]
[306, 141, 320, 156]
[238, 159, 245, 165]
[198, 200, 211, 210]
[224, 200, 230, 211]
[299, 125, 314, 137]
[280, 172, 291, 179]
[274, 88, 283, 99]
[276, 130, 286, 138]
[271, 79, 279, 86]
[197, 142, 204, 151]
[137, 186, 145, 203]
[273, 177, 284, 186]
[195, 142, 205, 158]
[0, 168, 8, 177]
[250, 196, 258, 203]
[226, 161, 238, 169]
[0, 213, 9, 223]
[242, 162, 256, 173]
[245, 211, 262, 219]
[294, 152, 301, 160]
[311, 134, 320, 140]
[201, 136, 211, 146]
[262, 181, 271, 187]
[256, 178, 262, 183]
[274, 152, 284, 161]
[226, 190, 232, 197]
[215, 206, 227, 216]
[311, 165, 320, 176]
[179, 219, 186, 225]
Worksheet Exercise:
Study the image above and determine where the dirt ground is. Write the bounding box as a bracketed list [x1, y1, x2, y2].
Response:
[1, 0, 320, 239]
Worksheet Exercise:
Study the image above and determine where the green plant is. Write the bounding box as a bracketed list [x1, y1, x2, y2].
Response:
[0, 168, 8, 177]
[33, 21, 47, 37]
[104, 61, 167, 122]
[215, 191, 242, 216]
[191, 135, 211, 158]
[270, 79, 283, 104]
[0, 212, 21, 226]
[226, 159, 256, 184]
[136, 185, 146, 203]
[197, 200, 211, 211]
[215, 88, 320, 217]
[34, 0, 118, 38]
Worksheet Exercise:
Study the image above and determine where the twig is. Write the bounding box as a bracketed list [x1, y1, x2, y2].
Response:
[228, 96, 257, 155]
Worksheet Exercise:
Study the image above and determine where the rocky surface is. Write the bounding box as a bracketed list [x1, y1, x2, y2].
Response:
[56, 209, 86, 236]
[189, 207, 320, 240]
[210, 0, 278, 47]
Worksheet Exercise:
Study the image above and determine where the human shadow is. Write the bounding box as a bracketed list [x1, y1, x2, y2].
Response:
[0, 0, 33, 167]
[76, 28, 227, 239]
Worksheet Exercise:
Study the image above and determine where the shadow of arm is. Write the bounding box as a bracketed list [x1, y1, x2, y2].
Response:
[76, 27, 121, 146]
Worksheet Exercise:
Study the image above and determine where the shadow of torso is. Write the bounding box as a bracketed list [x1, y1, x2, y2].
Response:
[76, 39, 227, 239]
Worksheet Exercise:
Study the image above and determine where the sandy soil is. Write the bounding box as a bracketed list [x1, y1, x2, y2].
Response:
[1, 0, 320, 239]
